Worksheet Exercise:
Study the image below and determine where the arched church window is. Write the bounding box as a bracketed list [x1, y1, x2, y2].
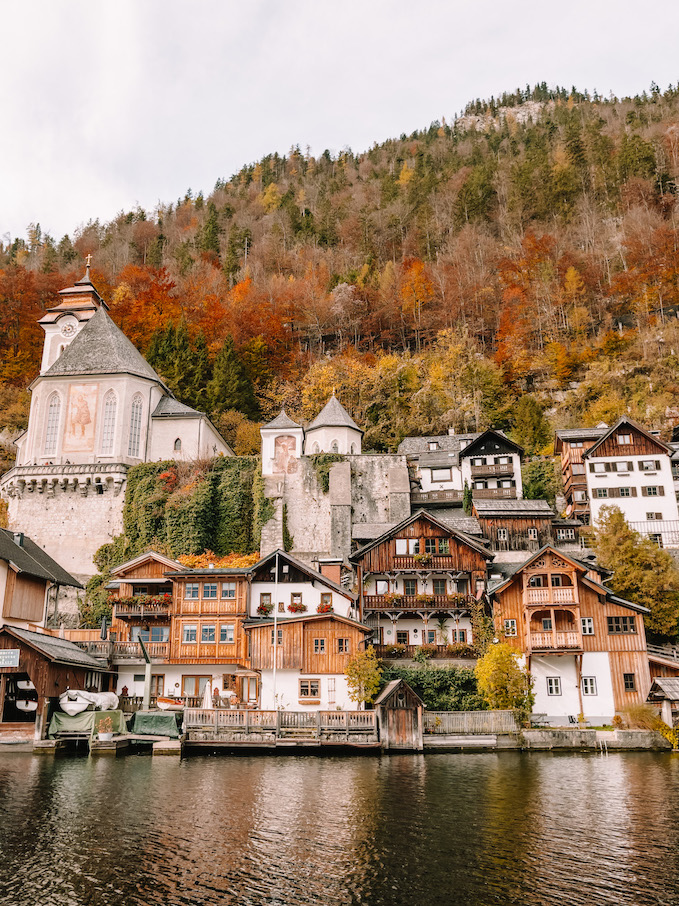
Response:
[331, 440, 339, 453]
[44, 393, 61, 455]
[101, 391, 117, 454]
[174, 438, 182, 452]
[128, 394, 143, 457]
[312, 442, 319, 454]
[351, 444, 356, 454]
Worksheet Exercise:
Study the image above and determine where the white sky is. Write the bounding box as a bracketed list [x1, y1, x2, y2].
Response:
[2, 0, 678, 242]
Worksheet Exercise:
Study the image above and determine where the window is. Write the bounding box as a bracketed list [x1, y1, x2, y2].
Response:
[428, 441, 440, 451]
[131, 625, 170, 643]
[291, 592, 303, 607]
[607, 616, 636, 634]
[623, 673, 636, 691]
[547, 677, 561, 696]
[471, 457, 486, 466]
[44, 393, 61, 455]
[338, 638, 350, 653]
[557, 528, 575, 540]
[582, 677, 597, 695]
[201, 624, 216, 643]
[574, 491, 587, 501]
[404, 578, 417, 596]
[220, 624, 235, 644]
[596, 488, 608, 498]
[203, 583, 217, 599]
[542, 618, 553, 631]
[617, 434, 631, 445]
[313, 638, 326, 654]
[456, 629, 467, 643]
[101, 391, 117, 453]
[396, 630, 409, 645]
[424, 538, 437, 554]
[438, 538, 450, 554]
[571, 464, 585, 475]
[182, 624, 197, 643]
[270, 629, 283, 646]
[431, 468, 452, 482]
[570, 441, 584, 448]
[504, 619, 517, 637]
[649, 533, 663, 547]
[433, 578, 446, 596]
[640, 460, 661, 472]
[619, 487, 631, 497]
[375, 580, 388, 595]
[331, 441, 339, 453]
[260, 593, 272, 607]
[642, 486, 663, 497]
[128, 394, 143, 457]
[647, 512, 663, 521]
[427, 630, 436, 644]
[299, 679, 320, 699]
[132, 584, 149, 596]
[320, 593, 332, 607]
[150, 675, 164, 697]
[591, 462, 606, 473]
[182, 675, 211, 697]
[221, 582, 236, 599]
[278, 601, 285, 613]
[173, 438, 182, 451]
[497, 528, 508, 541]
[581, 617, 594, 635]
[185, 583, 199, 599]
[528, 575, 544, 587]
[328, 677, 336, 704]
[408, 539, 419, 554]
[528, 528, 538, 541]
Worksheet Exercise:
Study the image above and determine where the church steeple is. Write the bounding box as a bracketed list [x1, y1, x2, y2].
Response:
[38, 258, 109, 373]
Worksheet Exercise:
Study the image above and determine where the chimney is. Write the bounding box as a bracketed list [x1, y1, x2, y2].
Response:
[318, 558, 342, 586]
[13, 532, 24, 548]
[447, 427, 456, 436]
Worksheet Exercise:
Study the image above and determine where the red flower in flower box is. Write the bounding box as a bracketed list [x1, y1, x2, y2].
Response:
[316, 602, 334, 614]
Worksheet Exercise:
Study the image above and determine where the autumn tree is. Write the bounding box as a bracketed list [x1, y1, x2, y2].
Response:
[475, 642, 534, 725]
[594, 506, 679, 639]
[345, 646, 383, 707]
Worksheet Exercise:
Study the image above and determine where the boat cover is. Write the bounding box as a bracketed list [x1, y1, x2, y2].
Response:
[127, 710, 181, 739]
[48, 709, 127, 738]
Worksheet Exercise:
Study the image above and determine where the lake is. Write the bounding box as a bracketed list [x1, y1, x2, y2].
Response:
[0, 750, 678, 905]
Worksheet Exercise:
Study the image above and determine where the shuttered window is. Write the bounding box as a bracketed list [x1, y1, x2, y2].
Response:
[44, 393, 61, 455]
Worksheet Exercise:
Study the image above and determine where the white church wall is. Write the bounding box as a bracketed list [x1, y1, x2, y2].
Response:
[304, 425, 361, 455]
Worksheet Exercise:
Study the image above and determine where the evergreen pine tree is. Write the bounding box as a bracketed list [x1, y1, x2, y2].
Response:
[207, 336, 260, 418]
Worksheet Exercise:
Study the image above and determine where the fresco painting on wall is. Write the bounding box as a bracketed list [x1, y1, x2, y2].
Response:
[273, 435, 298, 474]
[63, 383, 99, 453]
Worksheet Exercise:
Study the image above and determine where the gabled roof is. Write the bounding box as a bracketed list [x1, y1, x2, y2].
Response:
[458, 428, 523, 459]
[350, 509, 493, 562]
[582, 416, 671, 459]
[110, 550, 183, 578]
[251, 549, 356, 600]
[554, 426, 607, 452]
[0, 626, 107, 670]
[648, 677, 679, 700]
[42, 307, 165, 387]
[398, 433, 478, 457]
[374, 678, 425, 707]
[0, 529, 82, 587]
[473, 499, 554, 518]
[262, 410, 303, 431]
[306, 395, 363, 434]
[243, 612, 370, 632]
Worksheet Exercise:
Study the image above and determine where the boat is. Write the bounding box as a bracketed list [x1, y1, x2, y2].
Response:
[157, 697, 185, 712]
[16, 699, 38, 712]
[59, 690, 94, 716]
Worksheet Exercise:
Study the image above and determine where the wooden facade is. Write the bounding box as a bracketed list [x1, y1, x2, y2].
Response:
[246, 615, 370, 674]
[374, 679, 425, 750]
[491, 547, 651, 712]
[2, 571, 46, 624]
[586, 424, 670, 461]
[473, 511, 553, 553]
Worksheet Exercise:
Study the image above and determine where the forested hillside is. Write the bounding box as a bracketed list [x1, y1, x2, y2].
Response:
[3, 83, 679, 461]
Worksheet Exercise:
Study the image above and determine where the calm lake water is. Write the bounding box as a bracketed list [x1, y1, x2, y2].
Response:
[0, 750, 678, 906]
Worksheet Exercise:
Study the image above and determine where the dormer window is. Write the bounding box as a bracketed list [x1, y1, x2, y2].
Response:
[429, 441, 439, 451]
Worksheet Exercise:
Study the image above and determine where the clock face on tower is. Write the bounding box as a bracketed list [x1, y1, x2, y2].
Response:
[59, 319, 77, 338]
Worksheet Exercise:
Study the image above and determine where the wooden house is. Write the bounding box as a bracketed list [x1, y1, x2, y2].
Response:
[472, 499, 555, 552]
[555, 426, 606, 522]
[107, 550, 180, 651]
[0, 528, 82, 631]
[374, 678, 425, 750]
[245, 613, 372, 710]
[489, 546, 652, 724]
[351, 511, 492, 655]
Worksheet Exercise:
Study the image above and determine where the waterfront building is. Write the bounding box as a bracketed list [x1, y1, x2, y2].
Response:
[351, 511, 492, 655]
[488, 546, 652, 724]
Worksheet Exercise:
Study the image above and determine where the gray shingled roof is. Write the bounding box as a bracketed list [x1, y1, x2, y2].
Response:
[398, 433, 478, 456]
[473, 499, 555, 517]
[44, 307, 163, 385]
[3, 626, 107, 669]
[555, 427, 608, 440]
[0, 529, 82, 587]
[434, 509, 483, 535]
[650, 677, 679, 699]
[152, 396, 203, 418]
[262, 410, 302, 430]
[306, 396, 362, 433]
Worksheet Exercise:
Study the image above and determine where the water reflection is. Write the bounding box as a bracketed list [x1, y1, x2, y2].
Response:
[0, 751, 678, 906]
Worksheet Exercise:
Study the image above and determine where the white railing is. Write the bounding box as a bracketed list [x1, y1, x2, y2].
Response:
[527, 588, 550, 603]
[530, 631, 581, 649]
[424, 710, 519, 735]
[552, 587, 577, 603]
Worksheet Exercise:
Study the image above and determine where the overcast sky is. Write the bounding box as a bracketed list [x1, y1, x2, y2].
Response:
[2, 0, 679, 242]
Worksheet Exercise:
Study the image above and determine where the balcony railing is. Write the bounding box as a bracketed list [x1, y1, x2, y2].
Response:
[364, 593, 477, 611]
[113, 596, 172, 620]
[530, 631, 581, 650]
[471, 488, 516, 499]
[374, 644, 477, 660]
[72, 640, 170, 660]
[628, 521, 679, 547]
[410, 489, 463, 506]
[526, 587, 577, 605]
[392, 555, 463, 570]
[470, 464, 514, 477]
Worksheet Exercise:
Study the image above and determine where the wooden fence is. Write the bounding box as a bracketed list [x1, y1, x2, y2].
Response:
[423, 710, 519, 735]
[184, 708, 377, 739]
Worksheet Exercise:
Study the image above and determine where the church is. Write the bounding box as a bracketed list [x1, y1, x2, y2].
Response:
[0, 263, 232, 582]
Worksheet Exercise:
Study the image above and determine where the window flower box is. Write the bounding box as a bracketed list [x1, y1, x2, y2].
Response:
[257, 602, 274, 616]
[288, 602, 308, 614]
[316, 602, 334, 614]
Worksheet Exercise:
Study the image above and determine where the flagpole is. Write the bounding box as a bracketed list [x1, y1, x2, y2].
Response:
[272, 549, 279, 708]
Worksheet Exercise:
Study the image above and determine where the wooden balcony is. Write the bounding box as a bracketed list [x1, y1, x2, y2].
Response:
[392, 555, 463, 571]
[526, 587, 577, 605]
[410, 489, 463, 507]
[113, 641, 169, 660]
[113, 596, 171, 620]
[472, 487, 516, 499]
[374, 644, 476, 660]
[529, 631, 582, 651]
[470, 464, 514, 477]
[364, 593, 477, 611]
[177, 598, 244, 616]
